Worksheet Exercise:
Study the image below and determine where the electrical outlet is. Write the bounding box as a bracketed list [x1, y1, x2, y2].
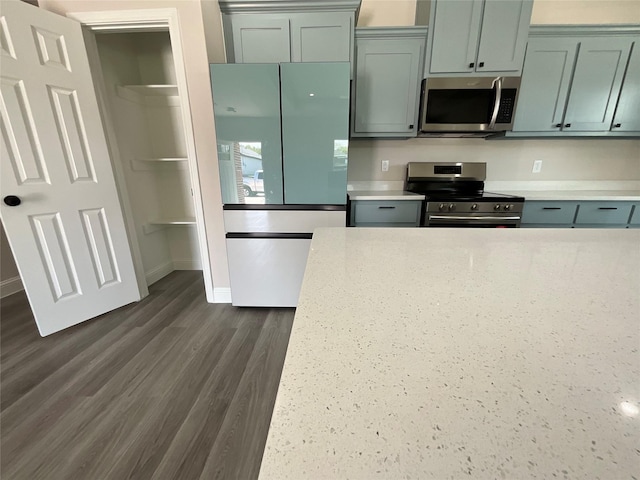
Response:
[381, 160, 389, 172]
[532, 160, 543, 173]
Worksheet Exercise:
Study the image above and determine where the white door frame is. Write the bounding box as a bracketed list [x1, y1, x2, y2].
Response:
[67, 8, 215, 302]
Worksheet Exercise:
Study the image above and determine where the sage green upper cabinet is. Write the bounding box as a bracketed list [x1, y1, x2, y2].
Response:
[228, 16, 291, 63]
[511, 27, 639, 136]
[563, 38, 631, 131]
[426, 0, 533, 76]
[219, 0, 359, 67]
[512, 38, 579, 132]
[612, 40, 640, 132]
[290, 13, 351, 62]
[352, 27, 427, 137]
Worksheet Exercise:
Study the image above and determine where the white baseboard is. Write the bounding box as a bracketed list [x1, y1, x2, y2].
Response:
[212, 287, 232, 303]
[172, 259, 201, 270]
[1, 276, 24, 298]
[145, 261, 174, 286]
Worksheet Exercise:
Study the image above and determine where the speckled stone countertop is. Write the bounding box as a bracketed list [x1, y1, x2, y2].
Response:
[348, 190, 425, 201]
[259, 228, 640, 480]
[500, 190, 640, 201]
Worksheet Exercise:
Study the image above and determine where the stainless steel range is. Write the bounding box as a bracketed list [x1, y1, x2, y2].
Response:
[405, 162, 524, 228]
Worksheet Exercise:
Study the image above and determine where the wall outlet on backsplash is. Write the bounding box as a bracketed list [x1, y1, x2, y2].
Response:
[532, 160, 543, 174]
[381, 160, 389, 172]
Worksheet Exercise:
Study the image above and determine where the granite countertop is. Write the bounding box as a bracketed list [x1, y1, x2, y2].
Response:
[260, 228, 640, 479]
[348, 190, 426, 201]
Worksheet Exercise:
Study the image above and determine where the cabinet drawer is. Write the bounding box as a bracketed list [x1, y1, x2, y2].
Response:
[521, 201, 578, 224]
[352, 200, 421, 226]
[575, 202, 633, 225]
[629, 204, 640, 225]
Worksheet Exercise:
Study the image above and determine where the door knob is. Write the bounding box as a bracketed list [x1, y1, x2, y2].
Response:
[3, 195, 21, 206]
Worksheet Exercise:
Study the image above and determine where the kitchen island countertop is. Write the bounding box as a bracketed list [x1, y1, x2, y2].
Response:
[260, 228, 640, 479]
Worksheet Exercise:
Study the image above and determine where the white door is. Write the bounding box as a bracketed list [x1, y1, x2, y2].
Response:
[0, 0, 140, 336]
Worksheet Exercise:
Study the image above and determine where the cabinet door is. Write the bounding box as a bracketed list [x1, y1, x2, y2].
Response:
[290, 13, 351, 62]
[611, 40, 640, 132]
[210, 64, 284, 204]
[476, 0, 533, 73]
[512, 38, 578, 132]
[429, 0, 482, 74]
[563, 38, 632, 131]
[230, 15, 291, 63]
[353, 38, 423, 135]
[280, 63, 350, 205]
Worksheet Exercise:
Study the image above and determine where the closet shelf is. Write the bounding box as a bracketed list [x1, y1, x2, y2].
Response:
[143, 217, 196, 235]
[150, 217, 196, 225]
[119, 84, 179, 96]
[136, 157, 188, 163]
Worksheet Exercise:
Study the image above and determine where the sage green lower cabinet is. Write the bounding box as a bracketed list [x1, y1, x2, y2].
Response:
[574, 202, 634, 227]
[629, 204, 640, 227]
[350, 200, 422, 227]
[521, 201, 579, 227]
[351, 27, 427, 137]
[522, 200, 637, 228]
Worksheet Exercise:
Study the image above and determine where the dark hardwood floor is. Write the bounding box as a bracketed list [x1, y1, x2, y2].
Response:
[0, 271, 294, 480]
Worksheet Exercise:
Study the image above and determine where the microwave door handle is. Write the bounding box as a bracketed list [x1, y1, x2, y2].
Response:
[489, 76, 502, 130]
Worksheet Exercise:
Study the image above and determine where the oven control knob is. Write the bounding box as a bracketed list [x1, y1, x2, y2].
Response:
[439, 203, 446, 211]
[504, 204, 512, 211]
[494, 204, 501, 211]
[471, 204, 478, 210]
[448, 203, 456, 211]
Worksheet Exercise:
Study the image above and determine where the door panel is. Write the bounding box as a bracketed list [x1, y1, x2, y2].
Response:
[280, 63, 350, 205]
[512, 38, 578, 132]
[210, 64, 283, 205]
[429, 0, 482, 74]
[564, 38, 632, 131]
[0, 0, 140, 336]
[612, 40, 640, 132]
[476, 0, 533, 72]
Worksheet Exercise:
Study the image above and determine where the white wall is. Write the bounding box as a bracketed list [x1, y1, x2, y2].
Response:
[1, 222, 22, 298]
[531, 0, 640, 24]
[358, 0, 640, 26]
[40, 0, 231, 290]
[348, 138, 640, 183]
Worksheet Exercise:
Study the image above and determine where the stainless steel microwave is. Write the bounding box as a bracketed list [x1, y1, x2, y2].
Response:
[420, 76, 521, 135]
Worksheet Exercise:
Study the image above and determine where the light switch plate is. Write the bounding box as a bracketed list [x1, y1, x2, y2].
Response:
[382, 160, 389, 172]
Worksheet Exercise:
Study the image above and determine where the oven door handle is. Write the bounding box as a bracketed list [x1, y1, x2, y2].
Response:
[428, 215, 521, 222]
[489, 76, 503, 130]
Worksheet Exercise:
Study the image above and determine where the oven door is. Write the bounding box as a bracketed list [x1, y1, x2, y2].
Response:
[425, 215, 521, 228]
[421, 77, 520, 132]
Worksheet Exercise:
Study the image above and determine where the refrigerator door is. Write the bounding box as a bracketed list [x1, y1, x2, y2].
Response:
[280, 62, 350, 205]
[210, 64, 284, 204]
[226, 235, 312, 307]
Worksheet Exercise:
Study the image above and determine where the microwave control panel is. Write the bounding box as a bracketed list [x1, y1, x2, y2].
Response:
[496, 89, 517, 124]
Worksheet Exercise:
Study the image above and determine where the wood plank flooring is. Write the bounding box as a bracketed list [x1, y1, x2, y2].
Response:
[0, 271, 294, 480]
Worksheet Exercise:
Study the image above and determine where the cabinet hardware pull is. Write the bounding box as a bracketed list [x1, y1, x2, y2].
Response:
[378, 206, 396, 209]
[554, 123, 562, 128]
[613, 123, 622, 128]
[598, 207, 617, 210]
[409, 124, 414, 129]
[542, 207, 561, 210]
[564, 123, 571, 127]
[478, 62, 485, 67]
[469, 62, 475, 68]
